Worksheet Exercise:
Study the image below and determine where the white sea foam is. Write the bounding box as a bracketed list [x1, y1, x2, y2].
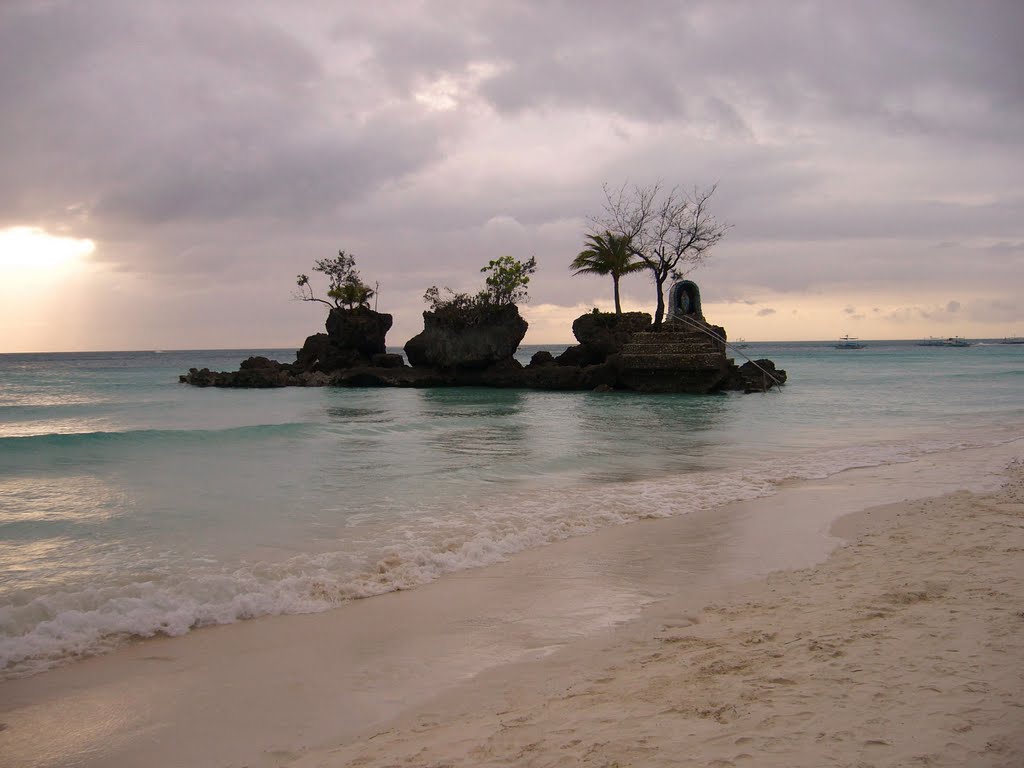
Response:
[3, 429, 1017, 680]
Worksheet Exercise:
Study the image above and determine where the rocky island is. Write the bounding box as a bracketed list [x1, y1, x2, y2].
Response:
[181, 279, 786, 394]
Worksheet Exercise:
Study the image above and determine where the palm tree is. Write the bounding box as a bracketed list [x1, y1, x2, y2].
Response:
[570, 231, 645, 315]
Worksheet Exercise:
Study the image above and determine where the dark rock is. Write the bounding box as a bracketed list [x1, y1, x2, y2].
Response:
[228, 366, 290, 388]
[474, 358, 525, 388]
[404, 304, 528, 370]
[292, 371, 332, 387]
[580, 362, 618, 390]
[324, 307, 392, 357]
[723, 359, 788, 393]
[295, 333, 330, 370]
[293, 309, 394, 373]
[529, 350, 556, 367]
[521, 363, 588, 391]
[370, 353, 405, 368]
[554, 345, 587, 367]
[180, 367, 214, 386]
[180, 363, 290, 388]
[239, 355, 281, 370]
[572, 311, 652, 349]
[557, 311, 652, 366]
[333, 366, 454, 388]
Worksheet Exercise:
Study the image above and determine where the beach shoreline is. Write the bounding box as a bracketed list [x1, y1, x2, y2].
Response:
[2, 441, 1022, 767]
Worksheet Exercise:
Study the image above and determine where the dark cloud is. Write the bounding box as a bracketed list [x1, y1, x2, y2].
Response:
[1, 1, 1022, 348]
[0, 1, 452, 265]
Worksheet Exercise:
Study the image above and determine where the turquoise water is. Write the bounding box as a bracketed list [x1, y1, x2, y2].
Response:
[1, 341, 1022, 678]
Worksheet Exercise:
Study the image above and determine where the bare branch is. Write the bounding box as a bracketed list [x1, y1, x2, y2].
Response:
[590, 181, 728, 326]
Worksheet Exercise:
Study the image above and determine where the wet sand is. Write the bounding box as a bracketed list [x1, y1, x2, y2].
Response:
[1, 441, 1021, 767]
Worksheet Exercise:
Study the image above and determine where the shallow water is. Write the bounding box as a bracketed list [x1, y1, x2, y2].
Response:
[1, 340, 1022, 677]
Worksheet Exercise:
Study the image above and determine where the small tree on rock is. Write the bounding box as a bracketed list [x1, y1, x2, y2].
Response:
[570, 231, 645, 315]
[480, 255, 537, 306]
[423, 256, 537, 325]
[296, 250, 375, 310]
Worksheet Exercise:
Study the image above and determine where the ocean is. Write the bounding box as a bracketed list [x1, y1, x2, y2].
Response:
[1, 340, 1022, 680]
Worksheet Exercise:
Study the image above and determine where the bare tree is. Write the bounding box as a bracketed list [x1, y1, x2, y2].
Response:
[595, 182, 729, 327]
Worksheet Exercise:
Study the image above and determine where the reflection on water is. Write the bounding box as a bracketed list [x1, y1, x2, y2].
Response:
[324, 405, 393, 422]
[0, 475, 128, 526]
[424, 424, 528, 458]
[416, 387, 526, 419]
[413, 388, 531, 467]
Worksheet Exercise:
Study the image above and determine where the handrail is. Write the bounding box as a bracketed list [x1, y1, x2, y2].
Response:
[670, 315, 785, 391]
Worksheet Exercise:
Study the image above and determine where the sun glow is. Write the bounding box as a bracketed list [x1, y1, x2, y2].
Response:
[0, 226, 95, 274]
[1, 227, 99, 351]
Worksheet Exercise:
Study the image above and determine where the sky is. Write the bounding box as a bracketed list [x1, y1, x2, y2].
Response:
[1, 0, 1022, 352]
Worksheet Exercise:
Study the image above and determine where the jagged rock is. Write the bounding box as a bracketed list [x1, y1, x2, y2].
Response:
[404, 304, 528, 370]
[554, 345, 588, 367]
[529, 350, 556, 367]
[580, 362, 618, 390]
[333, 366, 453, 388]
[293, 308, 394, 372]
[180, 367, 214, 386]
[293, 371, 332, 387]
[464, 357, 524, 388]
[521, 363, 587, 390]
[179, 362, 289, 388]
[573, 311, 653, 350]
[324, 307, 392, 357]
[724, 359, 788, 392]
[371, 353, 405, 368]
[239, 355, 280, 370]
[557, 311, 652, 366]
[295, 333, 330, 370]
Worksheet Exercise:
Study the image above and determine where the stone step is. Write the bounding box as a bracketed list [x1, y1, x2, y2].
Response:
[627, 333, 724, 346]
[621, 340, 720, 354]
[618, 352, 727, 371]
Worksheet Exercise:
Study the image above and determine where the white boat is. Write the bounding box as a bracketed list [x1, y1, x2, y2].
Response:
[918, 336, 971, 347]
[943, 336, 972, 347]
[835, 335, 866, 349]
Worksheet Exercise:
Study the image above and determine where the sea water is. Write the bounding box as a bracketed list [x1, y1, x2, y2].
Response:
[1, 341, 1022, 678]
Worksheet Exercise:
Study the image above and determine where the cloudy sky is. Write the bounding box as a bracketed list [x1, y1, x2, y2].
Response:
[1, 0, 1022, 352]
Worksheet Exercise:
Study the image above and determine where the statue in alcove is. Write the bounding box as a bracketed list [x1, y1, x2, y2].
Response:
[667, 280, 704, 323]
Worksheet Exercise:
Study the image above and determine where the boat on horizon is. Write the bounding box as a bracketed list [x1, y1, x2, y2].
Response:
[917, 336, 972, 347]
[834, 335, 866, 349]
[999, 336, 1024, 345]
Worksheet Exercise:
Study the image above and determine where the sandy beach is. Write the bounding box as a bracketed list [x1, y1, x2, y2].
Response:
[2, 443, 1022, 768]
[302, 466, 1024, 768]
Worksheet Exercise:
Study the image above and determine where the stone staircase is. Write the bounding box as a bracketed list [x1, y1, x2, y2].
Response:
[616, 319, 731, 393]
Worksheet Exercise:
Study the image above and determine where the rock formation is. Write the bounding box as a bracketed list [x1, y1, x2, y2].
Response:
[555, 311, 652, 366]
[404, 304, 527, 370]
[180, 307, 399, 387]
[296, 307, 393, 371]
[181, 282, 787, 394]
